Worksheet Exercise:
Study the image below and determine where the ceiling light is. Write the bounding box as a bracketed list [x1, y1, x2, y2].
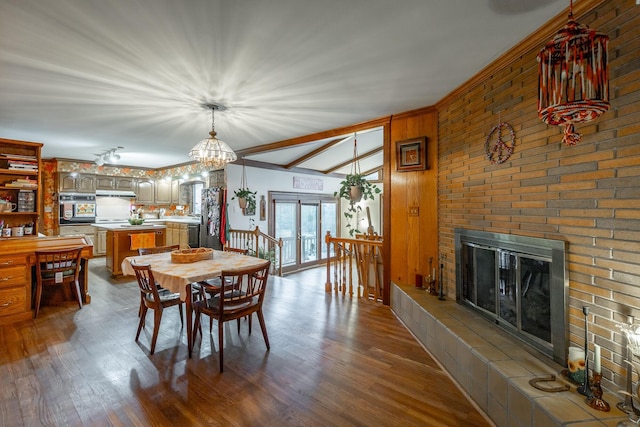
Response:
[189, 104, 237, 169]
[94, 146, 123, 165]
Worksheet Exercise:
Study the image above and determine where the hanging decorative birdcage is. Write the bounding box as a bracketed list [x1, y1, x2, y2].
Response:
[537, 0, 609, 146]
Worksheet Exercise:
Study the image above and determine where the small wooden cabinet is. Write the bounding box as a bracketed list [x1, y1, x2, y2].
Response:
[155, 179, 172, 204]
[95, 229, 107, 255]
[58, 225, 96, 248]
[95, 175, 116, 190]
[116, 177, 136, 191]
[136, 179, 155, 204]
[171, 180, 181, 204]
[59, 172, 96, 193]
[165, 222, 189, 248]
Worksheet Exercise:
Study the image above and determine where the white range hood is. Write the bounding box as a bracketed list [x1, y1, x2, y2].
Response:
[96, 189, 137, 198]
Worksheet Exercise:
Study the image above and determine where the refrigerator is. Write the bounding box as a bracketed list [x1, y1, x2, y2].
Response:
[200, 187, 225, 250]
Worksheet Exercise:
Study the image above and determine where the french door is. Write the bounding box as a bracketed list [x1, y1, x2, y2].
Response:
[270, 192, 337, 274]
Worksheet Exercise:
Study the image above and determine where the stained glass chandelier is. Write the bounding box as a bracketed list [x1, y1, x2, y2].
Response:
[189, 104, 237, 169]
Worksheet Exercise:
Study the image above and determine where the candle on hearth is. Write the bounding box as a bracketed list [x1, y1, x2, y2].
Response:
[594, 344, 601, 373]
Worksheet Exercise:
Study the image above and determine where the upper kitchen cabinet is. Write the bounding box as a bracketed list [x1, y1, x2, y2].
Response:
[0, 138, 42, 234]
[171, 179, 181, 204]
[95, 175, 136, 192]
[59, 172, 96, 193]
[155, 179, 172, 204]
[135, 179, 154, 204]
[95, 175, 116, 190]
[115, 177, 135, 191]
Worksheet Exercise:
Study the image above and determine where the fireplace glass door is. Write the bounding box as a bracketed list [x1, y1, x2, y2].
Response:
[461, 243, 552, 351]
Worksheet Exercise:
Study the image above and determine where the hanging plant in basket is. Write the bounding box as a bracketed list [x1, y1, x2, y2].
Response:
[333, 134, 381, 236]
[231, 159, 257, 214]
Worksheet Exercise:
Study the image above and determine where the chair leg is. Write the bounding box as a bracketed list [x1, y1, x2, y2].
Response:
[34, 282, 43, 319]
[218, 319, 224, 373]
[248, 314, 252, 335]
[236, 318, 240, 334]
[149, 308, 163, 355]
[193, 310, 202, 342]
[257, 309, 270, 350]
[177, 303, 184, 326]
[136, 305, 148, 341]
[71, 279, 83, 310]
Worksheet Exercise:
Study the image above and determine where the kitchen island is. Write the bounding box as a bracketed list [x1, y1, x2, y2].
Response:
[92, 223, 166, 276]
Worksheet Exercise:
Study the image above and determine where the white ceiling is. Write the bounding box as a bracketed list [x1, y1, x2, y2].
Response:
[0, 0, 567, 172]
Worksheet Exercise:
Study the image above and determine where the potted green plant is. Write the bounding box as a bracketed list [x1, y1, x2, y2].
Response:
[334, 173, 381, 236]
[232, 187, 256, 211]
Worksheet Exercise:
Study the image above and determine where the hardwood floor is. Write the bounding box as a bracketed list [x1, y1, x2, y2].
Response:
[0, 259, 492, 426]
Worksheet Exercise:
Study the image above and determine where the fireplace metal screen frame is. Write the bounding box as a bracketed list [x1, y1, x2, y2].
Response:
[454, 228, 568, 364]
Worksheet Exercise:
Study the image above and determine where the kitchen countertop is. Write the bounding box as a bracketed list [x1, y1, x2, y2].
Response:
[91, 218, 199, 229]
[91, 223, 167, 230]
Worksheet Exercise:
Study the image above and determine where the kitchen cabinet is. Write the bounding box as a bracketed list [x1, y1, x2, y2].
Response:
[0, 138, 42, 235]
[95, 229, 107, 255]
[58, 224, 96, 249]
[136, 179, 154, 204]
[155, 179, 172, 204]
[95, 175, 116, 190]
[59, 172, 96, 193]
[171, 180, 181, 204]
[164, 222, 189, 248]
[116, 177, 136, 191]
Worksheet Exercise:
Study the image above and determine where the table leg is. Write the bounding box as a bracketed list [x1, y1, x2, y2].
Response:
[187, 284, 193, 358]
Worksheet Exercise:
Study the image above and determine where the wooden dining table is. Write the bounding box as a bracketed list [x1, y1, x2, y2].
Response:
[121, 250, 270, 357]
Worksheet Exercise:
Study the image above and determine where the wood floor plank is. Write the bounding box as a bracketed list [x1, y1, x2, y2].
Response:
[0, 259, 492, 426]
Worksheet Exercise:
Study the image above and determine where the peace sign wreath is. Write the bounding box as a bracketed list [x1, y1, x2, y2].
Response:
[485, 122, 516, 164]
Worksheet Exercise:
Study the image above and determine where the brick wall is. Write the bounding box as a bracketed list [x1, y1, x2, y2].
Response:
[437, 0, 640, 392]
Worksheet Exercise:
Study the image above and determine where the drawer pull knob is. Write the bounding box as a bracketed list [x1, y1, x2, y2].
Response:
[1, 302, 10, 307]
[0, 261, 14, 266]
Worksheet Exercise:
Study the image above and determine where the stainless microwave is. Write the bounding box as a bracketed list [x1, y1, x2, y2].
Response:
[59, 193, 97, 224]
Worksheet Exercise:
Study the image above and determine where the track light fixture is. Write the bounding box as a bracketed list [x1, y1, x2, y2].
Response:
[94, 146, 124, 165]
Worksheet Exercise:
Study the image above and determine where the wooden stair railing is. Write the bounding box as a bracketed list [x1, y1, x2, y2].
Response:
[225, 226, 283, 276]
[324, 231, 384, 301]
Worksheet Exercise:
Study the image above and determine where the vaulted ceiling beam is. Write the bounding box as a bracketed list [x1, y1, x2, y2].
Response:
[322, 146, 383, 175]
[283, 136, 349, 169]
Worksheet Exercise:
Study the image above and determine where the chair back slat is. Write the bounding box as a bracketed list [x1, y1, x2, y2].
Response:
[219, 261, 270, 310]
[130, 262, 162, 307]
[35, 247, 83, 284]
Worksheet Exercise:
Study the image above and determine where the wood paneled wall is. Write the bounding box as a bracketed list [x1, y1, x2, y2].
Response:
[433, 0, 640, 394]
[388, 107, 439, 287]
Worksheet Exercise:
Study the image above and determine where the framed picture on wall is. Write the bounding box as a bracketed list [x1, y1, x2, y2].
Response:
[396, 137, 427, 171]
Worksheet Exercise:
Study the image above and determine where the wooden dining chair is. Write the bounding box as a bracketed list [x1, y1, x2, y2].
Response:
[134, 245, 180, 317]
[131, 262, 184, 354]
[192, 260, 271, 372]
[34, 247, 84, 318]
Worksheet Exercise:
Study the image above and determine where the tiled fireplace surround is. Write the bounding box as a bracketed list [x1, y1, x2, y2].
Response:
[391, 285, 628, 426]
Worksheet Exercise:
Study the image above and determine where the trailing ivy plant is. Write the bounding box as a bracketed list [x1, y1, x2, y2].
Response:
[232, 187, 257, 212]
[334, 173, 381, 236]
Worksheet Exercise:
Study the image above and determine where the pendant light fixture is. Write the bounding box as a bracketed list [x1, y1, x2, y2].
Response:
[189, 104, 237, 169]
[537, 0, 609, 145]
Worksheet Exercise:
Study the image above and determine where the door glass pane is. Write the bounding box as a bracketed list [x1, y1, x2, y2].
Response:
[321, 202, 337, 259]
[475, 247, 496, 313]
[301, 204, 318, 262]
[275, 202, 296, 266]
[498, 251, 518, 327]
[520, 256, 551, 343]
